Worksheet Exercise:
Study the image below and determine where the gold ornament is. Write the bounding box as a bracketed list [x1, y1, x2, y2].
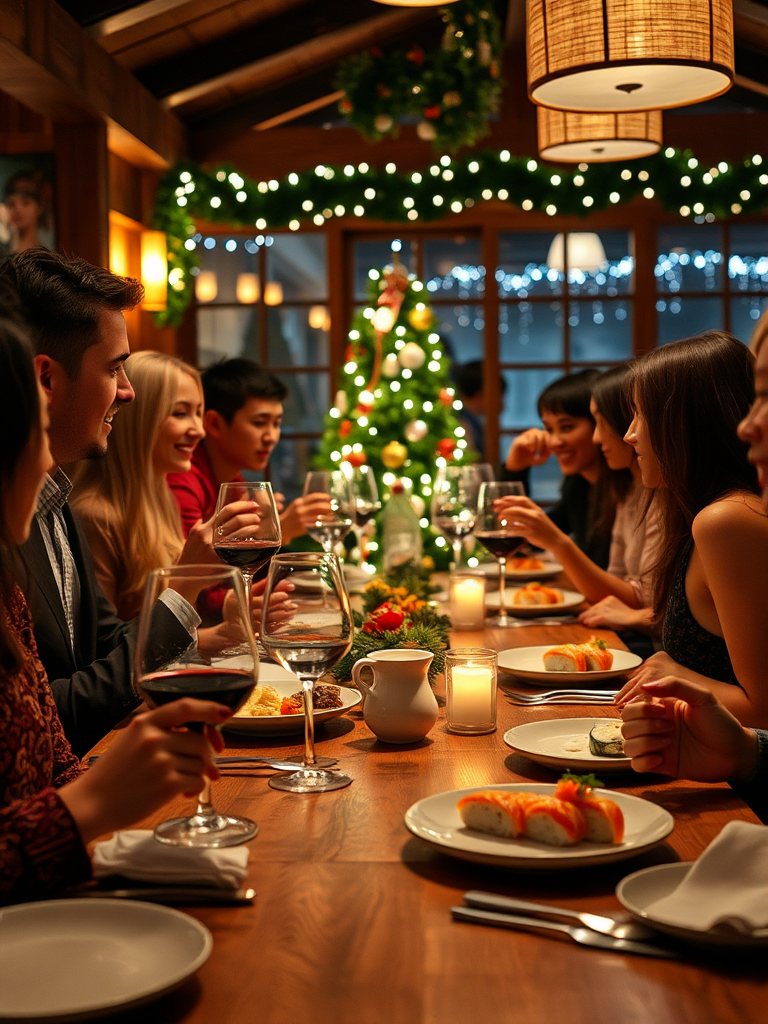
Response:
[408, 306, 434, 331]
[381, 440, 408, 469]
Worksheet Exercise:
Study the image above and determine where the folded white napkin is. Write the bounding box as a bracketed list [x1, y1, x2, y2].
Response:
[647, 821, 768, 934]
[93, 830, 249, 889]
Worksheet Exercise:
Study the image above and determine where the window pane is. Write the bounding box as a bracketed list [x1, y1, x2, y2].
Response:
[195, 235, 258, 305]
[264, 436, 321, 505]
[656, 225, 723, 292]
[265, 234, 327, 302]
[570, 301, 632, 361]
[197, 308, 259, 366]
[267, 307, 329, 367]
[499, 301, 564, 363]
[432, 303, 484, 363]
[354, 238, 416, 300]
[730, 296, 768, 345]
[423, 237, 484, 299]
[567, 230, 634, 298]
[656, 296, 723, 344]
[500, 368, 562, 431]
[729, 225, 768, 295]
[279, 371, 330, 434]
[498, 232, 563, 298]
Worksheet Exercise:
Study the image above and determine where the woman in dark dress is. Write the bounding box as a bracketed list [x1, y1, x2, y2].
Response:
[0, 310, 229, 904]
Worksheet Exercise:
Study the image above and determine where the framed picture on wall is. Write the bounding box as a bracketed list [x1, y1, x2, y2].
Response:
[0, 153, 55, 259]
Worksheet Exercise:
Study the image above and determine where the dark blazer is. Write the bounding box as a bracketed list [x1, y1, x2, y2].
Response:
[16, 506, 142, 759]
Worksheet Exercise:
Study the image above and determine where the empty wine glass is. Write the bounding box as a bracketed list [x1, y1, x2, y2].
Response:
[260, 552, 353, 793]
[135, 565, 259, 847]
[475, 481, 526, 627]
[213, 482, 282, 609]
[303, 470, 354, 553]
[431, 465, 483, 569]
[346, 464, 381, 568]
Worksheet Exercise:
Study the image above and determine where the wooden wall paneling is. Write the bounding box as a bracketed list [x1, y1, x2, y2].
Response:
[632, 215, 658, 354]
[53, 120, 109, 267]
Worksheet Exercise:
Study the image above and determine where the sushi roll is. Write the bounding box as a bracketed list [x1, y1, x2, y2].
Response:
[512, 583, 563, 606]
[543, 644, 588, 672]
[457, 790, 530, 838]
[555, 775, 624, 844]
[523, 796, 587, 847]
[588, 721, 624, 757]
[582, 638, 614, 671]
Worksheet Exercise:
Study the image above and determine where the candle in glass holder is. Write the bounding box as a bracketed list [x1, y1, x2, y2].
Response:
[445, 647, 497, 734]
[449, 573, 486, 630]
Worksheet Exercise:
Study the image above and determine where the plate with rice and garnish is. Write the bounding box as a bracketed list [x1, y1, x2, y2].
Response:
[504, 718, 633, 772]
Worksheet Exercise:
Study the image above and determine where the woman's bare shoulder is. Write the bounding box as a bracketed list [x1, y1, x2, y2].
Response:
[692, 492, 768, 546]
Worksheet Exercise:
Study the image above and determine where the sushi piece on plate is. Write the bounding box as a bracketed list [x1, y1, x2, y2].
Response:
[555, 774, 625, 844]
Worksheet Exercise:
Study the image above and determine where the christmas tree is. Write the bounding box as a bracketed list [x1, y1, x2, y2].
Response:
[316, 258, 471, 569]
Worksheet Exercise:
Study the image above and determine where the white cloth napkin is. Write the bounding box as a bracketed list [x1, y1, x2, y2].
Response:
[93, 830, 249, 889]
[646, 821, 768, 934]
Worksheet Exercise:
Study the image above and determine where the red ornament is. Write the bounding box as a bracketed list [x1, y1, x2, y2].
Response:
[438, 388, 452, 407]
[436, 438, 456, 459]
[344, 344, 356, 361]
[339, 98, 353, 114]
[406, 47, 425, 64]
[362, 602, 406, 634]
[489, 62, 499, 79]
[345, 451, 367, 468]
[369, 46, 382, 58]
[424, 105, 442, 120]
[377, 84, 392, 98]
[356, 401, 374, 416]
[339, 419, 352, 438]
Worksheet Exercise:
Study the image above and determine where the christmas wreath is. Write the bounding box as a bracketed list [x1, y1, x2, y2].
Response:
[335, 0, 503, 153]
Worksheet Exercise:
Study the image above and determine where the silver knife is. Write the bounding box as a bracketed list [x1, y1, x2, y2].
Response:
[67, 886, 256, 905]
[451, 906, 681, 958]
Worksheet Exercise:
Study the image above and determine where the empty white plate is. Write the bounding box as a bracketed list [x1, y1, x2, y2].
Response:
[0, 899, 212, 1020]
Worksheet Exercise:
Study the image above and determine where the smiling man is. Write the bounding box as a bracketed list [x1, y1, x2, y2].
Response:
[0, 248, 191, 756]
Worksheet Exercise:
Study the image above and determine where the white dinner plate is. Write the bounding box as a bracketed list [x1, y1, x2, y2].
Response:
[497, 645, 642, 684]
[486, 588, 585, 615]
[616, 863, 768, 948]
[404, 783, 673, 870]
[465, 559, 563, 580]
[503, 718, 632, 772]
[0, 899, 212, 1020]
[291, 566, 370, 592]
[224, 664, 361, 735]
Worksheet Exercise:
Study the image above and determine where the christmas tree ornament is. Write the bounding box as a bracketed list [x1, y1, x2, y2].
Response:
[345, 451, 367, 468]
[443, 90, 462, 107]
[334, 390, 349, 414]
[399, 341, 427, 370]
[374, 114, 393, 132]
[404, 419, 428, 442]
[382, 353, 400, 378]
[416, 122, 437, 142]
[339, 419, 352, 438]
[366, 257, 410, 392]
[438, 387, 453, 406]
[436, 438, 456, 458]
[371, 306, 397, 334]
[382, 440, 408, 469]
[408, 306, 434, 332]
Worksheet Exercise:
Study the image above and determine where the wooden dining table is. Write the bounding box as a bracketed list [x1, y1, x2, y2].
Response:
[90, 579, 766, 1024]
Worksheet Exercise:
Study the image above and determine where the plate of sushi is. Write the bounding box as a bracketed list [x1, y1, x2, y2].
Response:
[503, 718, 633, 772]
[497, 640, 642, 684]
[485, 584, 585, 616]
[466, 557, 563, 580]
[404, 777, 674, 869]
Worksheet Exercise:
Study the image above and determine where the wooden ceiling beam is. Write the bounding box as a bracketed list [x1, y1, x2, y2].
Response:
[88, 0, 198, 39]
[0, 0, 187, 167]
[734, 0, 768, 54]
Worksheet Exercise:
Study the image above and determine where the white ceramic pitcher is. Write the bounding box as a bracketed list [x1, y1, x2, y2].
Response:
[351, 648, 438, 744]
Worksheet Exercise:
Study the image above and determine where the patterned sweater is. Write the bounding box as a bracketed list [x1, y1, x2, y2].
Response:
[0, 587, 91, 903]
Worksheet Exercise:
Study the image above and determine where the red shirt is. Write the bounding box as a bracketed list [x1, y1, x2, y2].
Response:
[168, 443, 242, 538]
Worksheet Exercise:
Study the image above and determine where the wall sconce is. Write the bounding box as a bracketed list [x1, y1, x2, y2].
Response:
[264, 281, 283, 306]
[195, 270, 218, 303]
[140, 230, 168, 311]
[308, 305, 330, 330]
[547, 233, 607, 274]
[236, 273, 260, 304]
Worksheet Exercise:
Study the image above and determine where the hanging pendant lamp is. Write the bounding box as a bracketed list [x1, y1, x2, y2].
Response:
[538, 107, 662, 162]
[527, 0, 734, 112]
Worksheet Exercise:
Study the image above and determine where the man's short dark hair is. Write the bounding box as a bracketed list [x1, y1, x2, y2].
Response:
[202, 358, 288, 423]
[0, 247, 143, 378]
[452, 360, 507, 399]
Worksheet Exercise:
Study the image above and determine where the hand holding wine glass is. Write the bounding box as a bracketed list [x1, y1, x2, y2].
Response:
[260, 552, 353, 793]
[475, 481, 526, 627]
[134, 565, 260, 846]
[213, 482, 282, 605]
[303, 470, 354, 553]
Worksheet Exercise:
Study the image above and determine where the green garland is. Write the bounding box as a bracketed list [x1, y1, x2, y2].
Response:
[335, 0, 503, 153]
[152, 147, 768, 326]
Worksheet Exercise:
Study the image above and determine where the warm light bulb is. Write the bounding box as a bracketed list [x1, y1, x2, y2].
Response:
[195, 271, 217, 304]
[236, 273, 260, 304]
[308, 305, 328, 330]
[140, 231, 168, 311]
[264, 282, 283, 306]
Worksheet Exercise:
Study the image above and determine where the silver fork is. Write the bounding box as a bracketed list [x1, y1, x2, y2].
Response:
[504, 688, 619, 700]
[505, 692, 618, 706]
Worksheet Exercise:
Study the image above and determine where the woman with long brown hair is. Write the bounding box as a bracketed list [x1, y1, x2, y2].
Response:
[616, 331, 768, 727]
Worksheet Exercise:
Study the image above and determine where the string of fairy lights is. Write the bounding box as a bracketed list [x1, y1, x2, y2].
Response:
[152, 147, 768, 326]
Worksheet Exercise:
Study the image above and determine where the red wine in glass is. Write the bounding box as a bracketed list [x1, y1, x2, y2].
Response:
[140, 667, 255, 715]
[213, 539, 281, 574]
[474, 531, 526, 560]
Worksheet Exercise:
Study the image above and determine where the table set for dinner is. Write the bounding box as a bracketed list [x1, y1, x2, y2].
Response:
[2, 559, 765, 1024]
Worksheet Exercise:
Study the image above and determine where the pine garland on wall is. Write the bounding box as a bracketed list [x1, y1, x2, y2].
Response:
[153, 148, 768, 326]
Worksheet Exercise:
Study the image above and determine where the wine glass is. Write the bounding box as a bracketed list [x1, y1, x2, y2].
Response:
[260, 552, 353, 793]
[475, 481, 526, 627]
[303, 470, 354, 553]
[431, 465, 482, 569]
[135, 565, 259, 847]
[213, 482, 282, 609]
[346, 464, 381, 568]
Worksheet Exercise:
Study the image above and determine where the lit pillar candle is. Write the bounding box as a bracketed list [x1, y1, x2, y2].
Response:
[445, 648, 497, 734]
[450, 574, 486, 630]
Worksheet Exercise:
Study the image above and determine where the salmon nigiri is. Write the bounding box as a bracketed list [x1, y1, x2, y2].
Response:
[555, 774, 624, 844]
[542, 644, 588, 672]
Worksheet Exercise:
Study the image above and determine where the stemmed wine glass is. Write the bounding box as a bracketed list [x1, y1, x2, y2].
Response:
[260, 552, 353, 793]
[475, 481, 526, 627]
[431, 465, 483, 569]
[135, 565, 259, 847]
[303, 470, 354, 553]
[346, 464, 381, 568]
[213, 482, 282, 609]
